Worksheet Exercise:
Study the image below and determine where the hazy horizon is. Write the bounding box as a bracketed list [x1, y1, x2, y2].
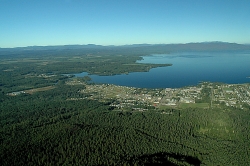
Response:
[1, 41, 250, 49]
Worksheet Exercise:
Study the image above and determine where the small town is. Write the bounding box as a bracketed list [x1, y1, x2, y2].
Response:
[66, 79, 250, 111]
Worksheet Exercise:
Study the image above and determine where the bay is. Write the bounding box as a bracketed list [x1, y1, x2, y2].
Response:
[74, 51, 250, 88]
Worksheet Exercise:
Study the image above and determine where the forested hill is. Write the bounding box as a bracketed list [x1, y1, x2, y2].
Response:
[1, 42, 250, 58]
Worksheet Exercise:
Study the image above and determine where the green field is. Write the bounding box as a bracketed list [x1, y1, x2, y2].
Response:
[179, 103, 209, 109]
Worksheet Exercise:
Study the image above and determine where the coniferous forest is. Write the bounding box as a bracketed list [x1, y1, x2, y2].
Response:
[1, 45, 250, 165]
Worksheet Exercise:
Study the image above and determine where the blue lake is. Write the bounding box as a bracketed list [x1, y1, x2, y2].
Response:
[74, 51, 250, 88]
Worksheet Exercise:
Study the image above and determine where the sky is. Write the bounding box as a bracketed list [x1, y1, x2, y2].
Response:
[0, 0, 250, 48]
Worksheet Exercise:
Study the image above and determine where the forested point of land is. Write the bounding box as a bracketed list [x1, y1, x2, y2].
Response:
[1, 44, 250, 165]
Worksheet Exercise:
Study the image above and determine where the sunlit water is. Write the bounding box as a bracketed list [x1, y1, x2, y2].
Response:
[75, 51, 250, 88]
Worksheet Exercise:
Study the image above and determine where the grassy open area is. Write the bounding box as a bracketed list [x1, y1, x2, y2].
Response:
[179, 103, 209, 109]
[158, 105, 176, 110]
[24, 86, 55, 94]
[223, 87, 233, 91]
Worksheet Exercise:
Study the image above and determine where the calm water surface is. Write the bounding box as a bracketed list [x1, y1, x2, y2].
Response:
[75, 51, 250, 88]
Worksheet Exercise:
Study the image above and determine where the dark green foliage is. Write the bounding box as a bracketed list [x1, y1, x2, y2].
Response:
[128, 152, 201, 166]
[1, 87, 250, 165]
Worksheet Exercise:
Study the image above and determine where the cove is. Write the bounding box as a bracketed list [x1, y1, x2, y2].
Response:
[74, 51, 250, 88]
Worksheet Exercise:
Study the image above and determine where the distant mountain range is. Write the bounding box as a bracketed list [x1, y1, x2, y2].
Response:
[1, 42, 250, 50]
[1, 42, 250, 57]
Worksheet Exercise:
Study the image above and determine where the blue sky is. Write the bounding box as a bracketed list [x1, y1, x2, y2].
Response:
[0, 0, 250, 48]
